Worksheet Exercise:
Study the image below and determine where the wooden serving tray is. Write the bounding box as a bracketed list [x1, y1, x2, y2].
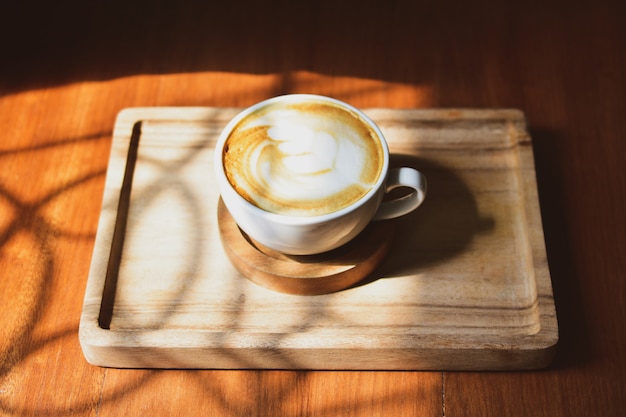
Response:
[79, 107, 558, 370]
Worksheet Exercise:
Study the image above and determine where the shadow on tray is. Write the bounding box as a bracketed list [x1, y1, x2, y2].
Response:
[373, 153, 494, 279]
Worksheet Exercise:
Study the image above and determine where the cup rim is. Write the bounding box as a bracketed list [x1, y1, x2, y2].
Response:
[214, 94, 390, 225]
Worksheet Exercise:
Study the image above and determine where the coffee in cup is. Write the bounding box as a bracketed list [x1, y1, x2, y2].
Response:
[215, 94, 426, 255]
[222, 99, 384, 217]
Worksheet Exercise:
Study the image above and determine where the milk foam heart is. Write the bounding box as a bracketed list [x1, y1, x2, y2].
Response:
[222, 100, 384, 216]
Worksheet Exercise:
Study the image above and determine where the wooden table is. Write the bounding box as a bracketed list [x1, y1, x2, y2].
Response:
[1, 0, 624, 415]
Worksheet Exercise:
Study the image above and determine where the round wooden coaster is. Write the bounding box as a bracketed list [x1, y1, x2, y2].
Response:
[217, 199, 394, 295]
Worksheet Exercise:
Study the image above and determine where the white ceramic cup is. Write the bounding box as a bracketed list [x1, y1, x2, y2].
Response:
[214, 94, 426, 255]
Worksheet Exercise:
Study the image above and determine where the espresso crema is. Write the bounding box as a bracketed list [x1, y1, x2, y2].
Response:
[222, 100, 385, 216]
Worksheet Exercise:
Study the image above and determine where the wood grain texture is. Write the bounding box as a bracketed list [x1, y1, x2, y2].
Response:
[95, 370, 440, 417]
[1, 0, 625, 415]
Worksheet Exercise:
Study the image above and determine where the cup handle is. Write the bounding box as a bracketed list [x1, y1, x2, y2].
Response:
[373, 167, 427, 221]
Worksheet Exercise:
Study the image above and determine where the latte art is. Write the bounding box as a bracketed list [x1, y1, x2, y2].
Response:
[223, 101, 384, 216]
